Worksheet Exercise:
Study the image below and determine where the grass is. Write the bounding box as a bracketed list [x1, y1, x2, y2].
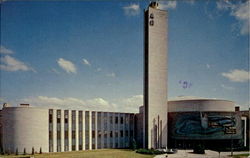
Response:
[0, 149, 155, 158]
[232, 153, 250, 158]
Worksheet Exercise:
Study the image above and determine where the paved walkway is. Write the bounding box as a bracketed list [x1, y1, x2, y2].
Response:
[154, 150, 250, 158]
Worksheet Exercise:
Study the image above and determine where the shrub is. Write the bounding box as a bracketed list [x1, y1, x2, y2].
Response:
[136, 148, 165, 155]
[16, 148, 18, 155]
[193, 144, 205, 154]
[32, 147, 35, 155]
[39, 147, 42, 154]
[23, 148, 26, 155]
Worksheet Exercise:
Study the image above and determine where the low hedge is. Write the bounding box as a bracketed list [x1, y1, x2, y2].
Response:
[136, 148, 165, 155]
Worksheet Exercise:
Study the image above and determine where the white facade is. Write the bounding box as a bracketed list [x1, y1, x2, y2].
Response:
[2, 107, 49, 154]
[144, 2, 168, 149]
[168, 98, 235, 112]
[1, 106, 135, 154]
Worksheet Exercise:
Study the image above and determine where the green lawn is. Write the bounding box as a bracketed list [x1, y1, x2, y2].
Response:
[0, 149, 155, 158]
[232, 153, 250, 158]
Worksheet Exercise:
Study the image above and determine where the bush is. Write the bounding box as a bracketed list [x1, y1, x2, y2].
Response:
[136, 148, 165, 155]
[32, 147, 34, 155]
[193, 144, 205, 154]
[39, 147, 42, 154]
[16, 148, 18, 155]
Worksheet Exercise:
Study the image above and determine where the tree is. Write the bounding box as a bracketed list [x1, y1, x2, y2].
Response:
[23, 148, 26, 155]
[32, 147, 35, 155]
[16, 148, 18, 155]
[39, 147, 42, 154]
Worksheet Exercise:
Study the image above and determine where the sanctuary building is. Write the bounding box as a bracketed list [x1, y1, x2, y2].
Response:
[0, 2, 248, 154]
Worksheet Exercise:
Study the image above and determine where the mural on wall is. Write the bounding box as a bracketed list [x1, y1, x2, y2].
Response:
[169, 112, 242, 140]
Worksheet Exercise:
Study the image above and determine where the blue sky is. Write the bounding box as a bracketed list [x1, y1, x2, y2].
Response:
[0, 0, 249, 112]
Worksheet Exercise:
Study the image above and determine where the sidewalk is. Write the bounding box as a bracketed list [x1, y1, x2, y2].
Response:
[154, 150, 250, 158]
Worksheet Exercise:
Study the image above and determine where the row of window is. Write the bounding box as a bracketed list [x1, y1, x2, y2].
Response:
[49, 109, 134, 152]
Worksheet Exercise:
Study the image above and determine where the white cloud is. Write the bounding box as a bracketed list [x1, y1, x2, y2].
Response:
[0, 55, 35, 72]
[18, 94, 143, 113]
[222, 69, 250, 82]
[123, 4, 140, 16]
[185, 0, 195, 5]
[106, 72, 116, 77]
[0, 46, 14, 54]
[57, 58, 77, 74]
[96, 68, 102, 72]
[82, 58, 91, 66]
[216, 0, 250, 35]
[114, 94, 143, 112]
[206, 64, 211, 69]
[221, 84, 234, 90]
[159, 1, 177, 10]
[20, 96, 113, 111]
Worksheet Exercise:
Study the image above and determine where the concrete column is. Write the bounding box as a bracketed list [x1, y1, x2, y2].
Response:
[82, 111, 85, 150]
[53, 109, 57, 152]
[118, 113, 120, 148]
[75, 111, 79, 151]
[68, 110, 72, 151]
[89, 111, 92, 150]
[113, 113, 116, 148]
[107, 112, 110, 148]
[101, 112, 104, 148]
[95, 112, 98, 149]
[61, 110, 64, 152]
[123, 114, 126, 148]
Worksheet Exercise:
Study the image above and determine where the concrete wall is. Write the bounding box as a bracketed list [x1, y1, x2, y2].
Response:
[2, 107, 49, 154]
[144, 5, 168, 149]
[1, 107, 135, 153]
[168, 99, 235, 112]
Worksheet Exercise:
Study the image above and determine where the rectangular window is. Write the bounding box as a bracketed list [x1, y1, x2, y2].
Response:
[110, 131, 113, 137]
[110, 116, 113, 124]
[120, 117, 123, 124]
[120, 130, 123, 137]
[115, 131, 118, 138]
[125, 130, 128, 137]
[115, 116, 118, 124]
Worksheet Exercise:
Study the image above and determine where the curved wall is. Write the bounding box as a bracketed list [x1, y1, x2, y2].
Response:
[2, 107, 48, 153]
[168, 99, 235, 112]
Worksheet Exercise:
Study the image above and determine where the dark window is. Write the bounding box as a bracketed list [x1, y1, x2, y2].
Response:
[79, 145, 82, 150]
[130, 130, 133, 137]
[110, 116, 113, 124]
[150, 13, 154, 19]
[120, 117, 123, 124]
[110, 131, 113, 137]
[49, 131, 53, 140]
[92, 130, 95, 138]
[64, 131, 68, 139]
[57, 132, 61, 139]
[98, 131, 101, 138]
[120, 130, 123, 137]
[149, 20, 154, 26]
[125, 130, 128, 137]
[49, 114, 53, 123]
[115, 117, 118, 124]
[72, 131, 76, 139]
[115, 132, 118, 138]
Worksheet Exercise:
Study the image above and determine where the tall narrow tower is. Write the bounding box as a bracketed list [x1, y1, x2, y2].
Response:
[143, 2, 168, 149]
